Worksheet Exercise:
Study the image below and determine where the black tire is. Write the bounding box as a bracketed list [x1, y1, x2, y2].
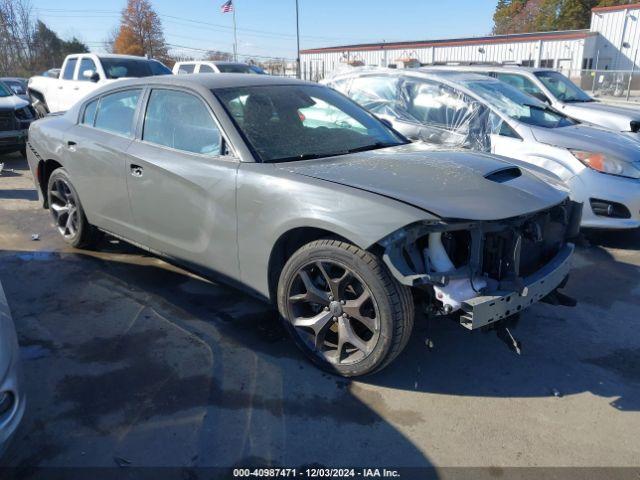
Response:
[47, 168, 101, 248]
[277, 239, 414, 377]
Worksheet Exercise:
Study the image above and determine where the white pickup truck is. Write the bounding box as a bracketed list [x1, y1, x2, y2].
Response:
[27, 53, 172, 116]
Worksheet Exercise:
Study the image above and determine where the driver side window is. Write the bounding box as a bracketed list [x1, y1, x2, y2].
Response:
[496, 73, 547, 101]
[142, 89, 222, 156]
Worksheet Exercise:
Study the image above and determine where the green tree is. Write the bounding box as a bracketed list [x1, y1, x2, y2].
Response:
[31, 20, 89, 71]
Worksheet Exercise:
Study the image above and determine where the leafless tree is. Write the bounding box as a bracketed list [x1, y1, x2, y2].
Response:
[0, 0, 34, 76]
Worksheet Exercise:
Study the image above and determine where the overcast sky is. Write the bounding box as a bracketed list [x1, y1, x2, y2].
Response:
[32, 0, 498, 60]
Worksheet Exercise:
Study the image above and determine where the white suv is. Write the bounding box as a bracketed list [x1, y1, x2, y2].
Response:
[172, 61, 262, 75]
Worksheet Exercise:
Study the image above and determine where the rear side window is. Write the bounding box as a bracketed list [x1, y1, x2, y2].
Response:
[142, 89, 222, 156]
[62, 58, 77, 80]
[199, 64, 215, 73]
[82, 99, 99, 126]
[94, 89, 141, 137]
[178, 64, 195, 74]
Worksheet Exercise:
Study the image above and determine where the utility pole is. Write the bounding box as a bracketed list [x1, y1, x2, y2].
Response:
[296, 0, 301, 79]
[627, 48, 638, 101]
[232, 4, 238, 61]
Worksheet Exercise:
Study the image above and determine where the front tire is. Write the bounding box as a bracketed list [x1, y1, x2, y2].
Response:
[47, 168, 101, 248]
[277, 239, 414, 377]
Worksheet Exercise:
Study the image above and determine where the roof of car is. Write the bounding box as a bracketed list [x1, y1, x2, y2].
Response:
[414, 69, 496, 82]
[112, 73, 313, 90]
[332, 67, 494, 84]
[93, 53, 161, 61]
[427, 65, 550, 74]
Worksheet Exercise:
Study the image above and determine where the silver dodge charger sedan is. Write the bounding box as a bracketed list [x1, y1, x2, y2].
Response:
[26, 74, 580, 376]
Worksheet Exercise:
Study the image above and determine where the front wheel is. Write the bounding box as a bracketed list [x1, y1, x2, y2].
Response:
[47, 168, 101, 248]
[277, 239, 414, 377]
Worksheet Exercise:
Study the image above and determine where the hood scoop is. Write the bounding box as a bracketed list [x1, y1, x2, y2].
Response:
[484, 167, 522, 183]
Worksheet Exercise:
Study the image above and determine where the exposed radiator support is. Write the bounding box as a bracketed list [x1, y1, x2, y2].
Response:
[425, 232, 487, 313]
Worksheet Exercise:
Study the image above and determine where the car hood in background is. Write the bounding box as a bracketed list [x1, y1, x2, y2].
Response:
[278, 143, 568, 221]
[0, 95, 29, 110]
[531, 124, 640, 163]
[561, 101, 640, 132]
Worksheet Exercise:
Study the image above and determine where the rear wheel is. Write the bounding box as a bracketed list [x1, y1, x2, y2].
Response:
[277, 239, 414, 377]
[47, 168, 101, 248]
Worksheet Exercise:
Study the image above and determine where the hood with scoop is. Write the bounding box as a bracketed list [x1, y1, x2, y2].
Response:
[278, 143, 568, 221]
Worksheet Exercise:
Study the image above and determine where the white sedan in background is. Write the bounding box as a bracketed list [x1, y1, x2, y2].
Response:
[324, 69, 640, 230]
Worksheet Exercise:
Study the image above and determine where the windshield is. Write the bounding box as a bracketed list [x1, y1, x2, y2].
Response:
[100, 58, 172, 79]
[216, 64, 256, 74]
[0, 82, 11, 97]
[535, 71, 593, 102]
[3, 80, 26, 95]
[465, 80, 576, 128]
[215, 84, 407, 162]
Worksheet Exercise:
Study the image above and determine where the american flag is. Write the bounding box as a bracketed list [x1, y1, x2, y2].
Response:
[220, 0, 233, 13]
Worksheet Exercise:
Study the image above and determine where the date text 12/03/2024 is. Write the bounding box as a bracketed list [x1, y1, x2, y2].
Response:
[233, 468, 401, 478]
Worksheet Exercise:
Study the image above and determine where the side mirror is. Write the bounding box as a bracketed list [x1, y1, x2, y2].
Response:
[82, 69, 100, 82]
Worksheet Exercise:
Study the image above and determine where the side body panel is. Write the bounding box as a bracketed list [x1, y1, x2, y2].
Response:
[235, 163, 437, 299]
[61, 123, 139, 239]
[124, 140, 241, 281]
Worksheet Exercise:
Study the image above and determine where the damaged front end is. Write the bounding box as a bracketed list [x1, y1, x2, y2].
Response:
[380, 199, 582, 331]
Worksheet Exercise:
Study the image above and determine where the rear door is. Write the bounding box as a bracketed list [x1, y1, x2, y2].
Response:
[125, 87, 240, 279]
[64, 88, 143, 240]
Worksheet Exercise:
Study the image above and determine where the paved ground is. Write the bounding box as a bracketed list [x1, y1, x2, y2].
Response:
[0, 152, 639, 473]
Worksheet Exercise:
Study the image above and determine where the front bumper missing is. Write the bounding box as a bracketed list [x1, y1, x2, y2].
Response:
[460, 243, 574, 330]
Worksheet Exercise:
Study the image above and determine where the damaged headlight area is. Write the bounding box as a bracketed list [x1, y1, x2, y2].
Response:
[379, 199, 582, 331]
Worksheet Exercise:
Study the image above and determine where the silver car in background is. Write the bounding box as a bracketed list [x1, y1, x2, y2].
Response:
[428, 66, 640, 139]
[324, 68, 640, 229]
[0, 280, 24, 456]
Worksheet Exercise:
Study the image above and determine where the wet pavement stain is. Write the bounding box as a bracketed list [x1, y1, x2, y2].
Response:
[585, 348, 640, 384]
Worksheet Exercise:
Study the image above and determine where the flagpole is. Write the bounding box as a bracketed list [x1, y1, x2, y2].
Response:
[232, 3, 238, 61]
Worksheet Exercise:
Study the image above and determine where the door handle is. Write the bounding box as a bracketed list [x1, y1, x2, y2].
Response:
[130, 165, 144, 177]
[67, 140, 77, 151]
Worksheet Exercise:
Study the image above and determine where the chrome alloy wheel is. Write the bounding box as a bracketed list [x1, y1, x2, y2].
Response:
[49, 178, 80, 239]
[286, 260, 380, 365]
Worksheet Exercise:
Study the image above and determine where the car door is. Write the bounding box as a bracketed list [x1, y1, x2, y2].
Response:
[64, 88, 143, 241]
[125, 87, 240, 280]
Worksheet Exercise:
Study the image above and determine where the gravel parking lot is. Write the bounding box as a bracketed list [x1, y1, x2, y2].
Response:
[1, 152, 639, 475]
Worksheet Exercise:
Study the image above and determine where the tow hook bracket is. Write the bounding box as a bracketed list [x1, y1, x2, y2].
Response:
[542, 290, 577, 307]
[497, 326, 522, 355]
